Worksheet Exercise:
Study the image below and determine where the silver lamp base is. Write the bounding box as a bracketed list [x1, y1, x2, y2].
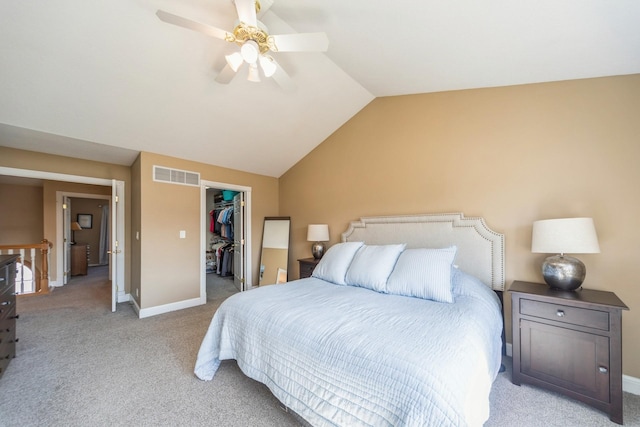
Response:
[311, 242, 326, 260]
[541, 254, 586, 291]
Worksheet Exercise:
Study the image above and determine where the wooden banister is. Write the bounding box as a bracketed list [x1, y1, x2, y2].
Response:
[0, 240, 53, 295]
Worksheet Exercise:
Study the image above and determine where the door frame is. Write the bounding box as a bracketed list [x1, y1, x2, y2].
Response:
[201, 180, 252, 302]
[0, 166, 126, 307]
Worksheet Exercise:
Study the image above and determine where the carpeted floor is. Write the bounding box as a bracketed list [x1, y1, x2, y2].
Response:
[1, 267, 638, 426]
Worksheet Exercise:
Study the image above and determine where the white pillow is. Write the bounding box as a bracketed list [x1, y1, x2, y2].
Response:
[386, 247, 458, 303]
[311, 242, 364, 285]
[345, 244, 406, 292]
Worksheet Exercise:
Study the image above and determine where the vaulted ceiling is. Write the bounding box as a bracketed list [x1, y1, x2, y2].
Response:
[1, 1, 639, 177]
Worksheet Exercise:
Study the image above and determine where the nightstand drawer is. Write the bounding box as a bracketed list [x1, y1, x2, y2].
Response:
[300, 263, 316, 279]
[520, 299, 609, 331]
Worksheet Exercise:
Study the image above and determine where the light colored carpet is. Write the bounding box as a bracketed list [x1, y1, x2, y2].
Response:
[1, 267, 639, 426]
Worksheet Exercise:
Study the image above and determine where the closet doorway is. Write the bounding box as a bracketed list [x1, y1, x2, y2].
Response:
[202, 181, 252, 303]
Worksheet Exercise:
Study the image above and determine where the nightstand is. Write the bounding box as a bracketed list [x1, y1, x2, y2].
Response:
[298, 258, 320, 279]
[510, 280, 629, 424]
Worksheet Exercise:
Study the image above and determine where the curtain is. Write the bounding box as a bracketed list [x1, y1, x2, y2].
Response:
[99, 205, 110, 265]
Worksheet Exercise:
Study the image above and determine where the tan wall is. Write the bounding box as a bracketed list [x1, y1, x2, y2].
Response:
[136, 152, 279, 309]
[279, 74, 640, 378]
[0, 182, 43, 245]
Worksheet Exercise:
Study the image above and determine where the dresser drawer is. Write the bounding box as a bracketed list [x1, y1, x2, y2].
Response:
[0, 295, 16, 318]
[0, 340, 15, 377]
[0, 306, 17, 330]
[0, 273, 12, 295]
[520, 298, 609, 331]
[0, 308, 16, 353]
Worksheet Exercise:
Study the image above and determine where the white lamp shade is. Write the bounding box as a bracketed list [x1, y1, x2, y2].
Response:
[531, 218, 600, 254]
[259, 55, 277, 77]
[240, 41, 259, 64]
[307, 224, 329, 242]
[225, 52, 244, 72]
[247, 63, 261, 82]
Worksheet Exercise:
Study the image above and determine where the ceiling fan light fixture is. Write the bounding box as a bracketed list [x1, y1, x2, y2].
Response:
[225, 52, 244, 72]
[247, 63, 261, 82]
[259, 55, 276, 77]
[240, 40, 259, 64]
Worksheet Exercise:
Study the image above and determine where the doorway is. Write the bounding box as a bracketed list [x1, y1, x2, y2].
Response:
[0, 166, 125, 312]
[66, 196, 110, 288]
[201, 180, 252, 303]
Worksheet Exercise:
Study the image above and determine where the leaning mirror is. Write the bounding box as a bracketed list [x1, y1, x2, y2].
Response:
[259, 217, 291, 286]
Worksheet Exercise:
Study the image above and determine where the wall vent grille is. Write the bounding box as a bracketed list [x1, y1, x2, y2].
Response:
[153, 165, 200, 187]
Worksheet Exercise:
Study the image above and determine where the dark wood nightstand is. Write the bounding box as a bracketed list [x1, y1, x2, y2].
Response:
[510, 280, 629, 424]
[298, 258, 320, 279]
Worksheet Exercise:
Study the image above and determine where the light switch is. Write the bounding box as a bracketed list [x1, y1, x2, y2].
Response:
[179, 230, 186, 239]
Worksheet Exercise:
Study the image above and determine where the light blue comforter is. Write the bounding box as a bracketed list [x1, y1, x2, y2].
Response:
[195, 271, 503, 427]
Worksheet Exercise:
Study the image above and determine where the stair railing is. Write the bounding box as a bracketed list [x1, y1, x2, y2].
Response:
[0, 240, 52, 295]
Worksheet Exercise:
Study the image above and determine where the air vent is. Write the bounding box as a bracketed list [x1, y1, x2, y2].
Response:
[153, 166, 200, 187]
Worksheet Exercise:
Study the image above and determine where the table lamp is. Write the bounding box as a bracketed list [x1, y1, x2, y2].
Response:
[71, 221, 83, 244]
[307, 224, 329, 259]
[531, 217, 600, 291]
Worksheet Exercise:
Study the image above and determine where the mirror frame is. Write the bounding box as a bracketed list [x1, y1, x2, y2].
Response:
[259, 216, 291, 286]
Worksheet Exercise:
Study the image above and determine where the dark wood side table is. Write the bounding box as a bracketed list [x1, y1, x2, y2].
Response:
[298, 258, 320, 279]
[510, 280, 629, 424]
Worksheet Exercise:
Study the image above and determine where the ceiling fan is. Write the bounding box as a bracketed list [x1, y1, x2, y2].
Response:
[156, 0, 329, 90]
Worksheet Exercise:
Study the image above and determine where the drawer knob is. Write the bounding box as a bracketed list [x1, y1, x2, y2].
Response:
[556, 310, 565, 317]
[599, 366, 609, 374]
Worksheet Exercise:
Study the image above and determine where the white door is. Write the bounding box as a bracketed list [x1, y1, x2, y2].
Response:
[63, 196, 71, 285]
[110, 180, 125, 312]
[233, 192, 245, 291]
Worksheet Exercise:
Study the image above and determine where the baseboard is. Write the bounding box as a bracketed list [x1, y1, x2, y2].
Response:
[505, 343, 640, 395]
[131, 297, 141, 316]
[118, 293, 131, 303]
[623, 374, 640, 396]
[137, 296, 205, 319]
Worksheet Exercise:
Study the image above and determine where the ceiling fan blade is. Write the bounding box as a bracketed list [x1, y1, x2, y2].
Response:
[271, 60, 296, 92]
[215, 63, 238, 84]
[257, 0, 274, 19]
[234, 0, 257, 27]
[270, 32, 329, 52]
[156, 10, 231, 41]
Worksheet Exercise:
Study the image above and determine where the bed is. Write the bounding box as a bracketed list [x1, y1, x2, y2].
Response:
[195, 213, 505, 427]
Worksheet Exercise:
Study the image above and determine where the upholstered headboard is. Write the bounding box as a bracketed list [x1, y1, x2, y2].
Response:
[341, 213, 505, 291]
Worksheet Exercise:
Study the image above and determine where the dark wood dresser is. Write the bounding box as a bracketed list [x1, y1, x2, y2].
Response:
[298, 258, 320, 279]
[0, 254, 20, 379]
[510, 280, 629, 424]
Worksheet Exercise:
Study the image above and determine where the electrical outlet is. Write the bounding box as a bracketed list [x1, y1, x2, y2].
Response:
[136, 288, 139, 297]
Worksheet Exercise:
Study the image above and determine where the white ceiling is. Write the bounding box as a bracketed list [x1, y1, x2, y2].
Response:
[1, 0, 639, 177]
